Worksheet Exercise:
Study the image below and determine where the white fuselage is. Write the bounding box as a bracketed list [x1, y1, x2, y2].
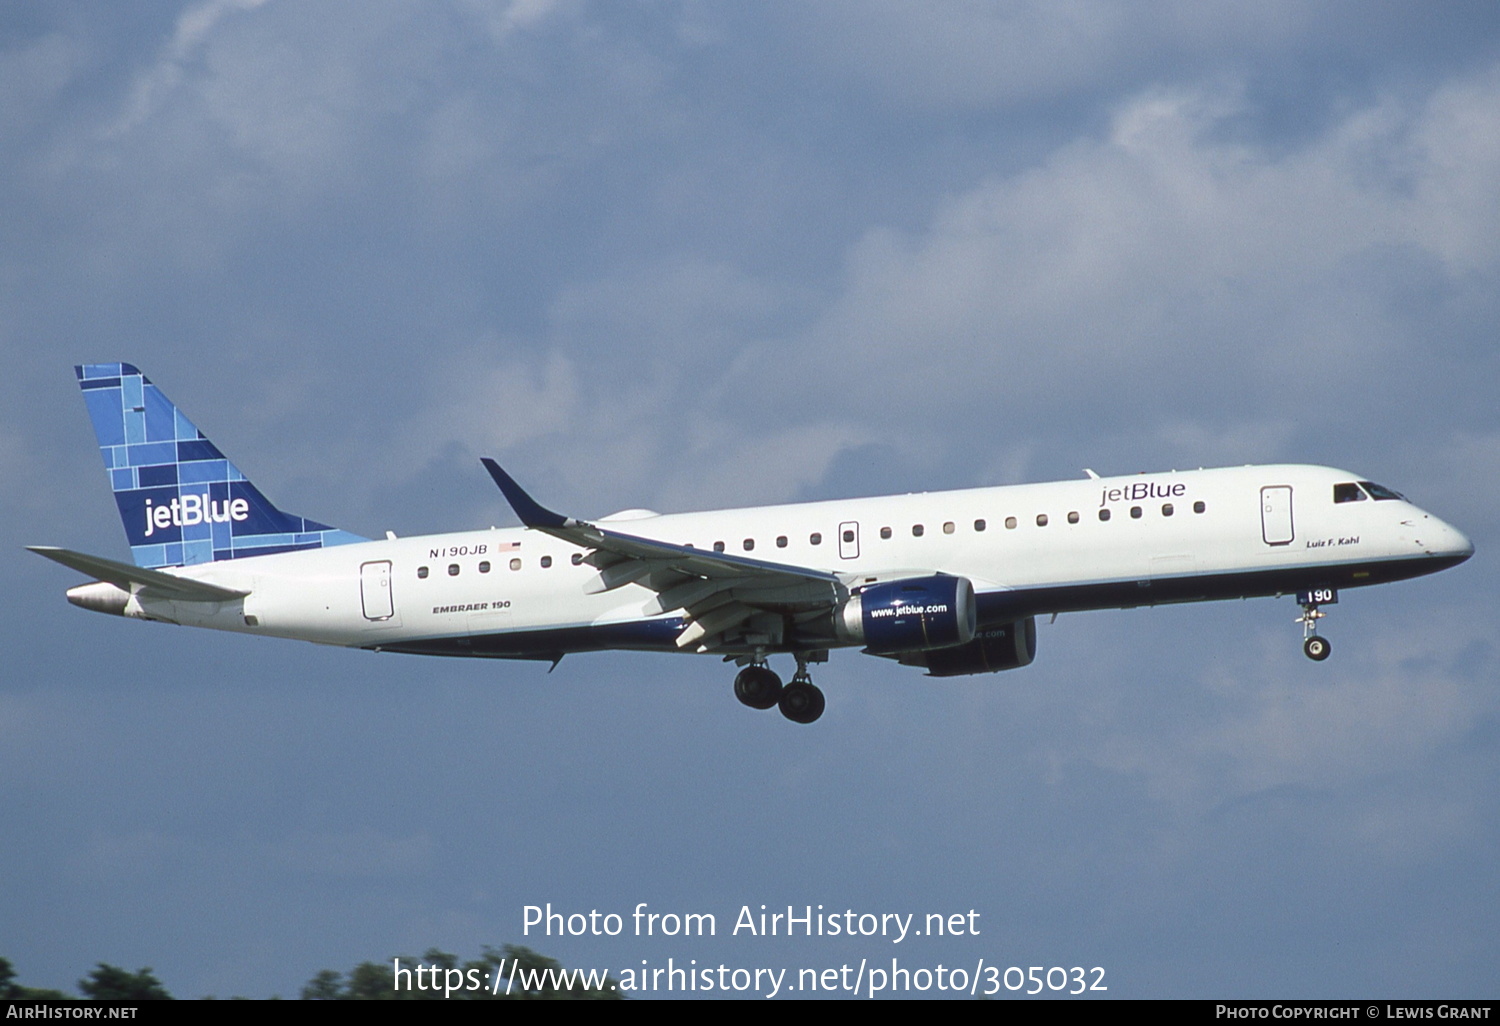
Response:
[120, 464, 1471, 660]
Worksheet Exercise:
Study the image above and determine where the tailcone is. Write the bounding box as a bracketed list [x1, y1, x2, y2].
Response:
[66, 581, 131, 616]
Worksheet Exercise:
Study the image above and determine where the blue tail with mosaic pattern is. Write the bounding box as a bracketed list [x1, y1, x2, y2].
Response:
[76, 363, 368, 569]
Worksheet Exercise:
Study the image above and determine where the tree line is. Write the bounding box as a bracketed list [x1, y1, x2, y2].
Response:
[1, 946, 619, 1000]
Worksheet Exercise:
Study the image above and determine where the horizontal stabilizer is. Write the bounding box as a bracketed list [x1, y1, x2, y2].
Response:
[28, 546, 250, 601]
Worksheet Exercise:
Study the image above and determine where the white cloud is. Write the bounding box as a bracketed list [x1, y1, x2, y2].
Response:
[1084, 616, 1497, 856]
[1404, 70, 1500, 272]
[365, 63, 1500, 514]
[386, 256, 865, 515]
[108, 0, 271, 138]
[412, 344, 583, 463]
[459, 0, 573, 44]
[81, 0, 667, 226]
[654, 420, 871, 512]
[737, 66, 1500, 454]
[786, 1, 1318, 111]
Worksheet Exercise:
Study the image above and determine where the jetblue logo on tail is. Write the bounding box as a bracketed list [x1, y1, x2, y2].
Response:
[76, 362, 368, 568]
[143, 494, 250, 537]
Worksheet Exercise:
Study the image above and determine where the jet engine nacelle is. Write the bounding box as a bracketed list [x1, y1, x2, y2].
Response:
[896, 617, 1037, 676]
[837, 575, 977, 654]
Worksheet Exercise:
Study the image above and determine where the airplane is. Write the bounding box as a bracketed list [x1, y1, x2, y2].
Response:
[32, 363, 1474, 724]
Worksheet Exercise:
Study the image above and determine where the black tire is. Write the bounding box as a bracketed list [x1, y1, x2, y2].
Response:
[1304, 636, 1331, 661]
[778, 681, 826, 724]
[734, 666, 783, 709]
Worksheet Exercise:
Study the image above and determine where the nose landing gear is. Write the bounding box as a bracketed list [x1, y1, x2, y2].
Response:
[1295, 588, 1337, 661]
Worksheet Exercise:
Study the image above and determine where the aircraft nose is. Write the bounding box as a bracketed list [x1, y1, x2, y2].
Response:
[1450, 525, 1475, 561]
[1428, 517, 1474, 563]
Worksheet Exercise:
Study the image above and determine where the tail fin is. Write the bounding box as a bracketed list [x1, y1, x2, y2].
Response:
[76, 363, 367, 568]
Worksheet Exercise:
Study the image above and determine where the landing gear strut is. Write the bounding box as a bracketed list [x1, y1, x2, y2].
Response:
[1296, 588, 1336, 661]
[732, 653, 825, 723]
[777, 655, 826, 724]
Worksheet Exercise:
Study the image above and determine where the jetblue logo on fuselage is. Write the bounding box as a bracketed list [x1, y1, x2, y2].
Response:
[143, 494, 249, 537]
[1099, 481, 1186, 506]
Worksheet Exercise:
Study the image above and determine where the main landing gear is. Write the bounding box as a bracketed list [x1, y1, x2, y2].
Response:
[1295, 588, 1336, 661]
[732, 664, 782, 709]
[733, 654, 825, 724]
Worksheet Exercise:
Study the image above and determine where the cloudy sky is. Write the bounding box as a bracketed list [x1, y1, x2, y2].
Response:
[3, 0, 1497, 999]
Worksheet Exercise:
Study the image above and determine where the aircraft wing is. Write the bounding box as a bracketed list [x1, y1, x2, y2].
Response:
[28, 546, 251, 601]
[481, 459, 846, 651]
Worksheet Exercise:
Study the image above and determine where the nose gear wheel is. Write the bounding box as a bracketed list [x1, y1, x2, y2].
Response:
[1297, 602, 1331, 661]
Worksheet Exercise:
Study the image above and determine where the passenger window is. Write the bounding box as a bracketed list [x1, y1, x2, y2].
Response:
[713, 541, 725, 552]
[1333, 483, 1366, 503]
[776, 536, 788, 548]
[417, 566, 429, 579]
[1005, 516, 1017, 530]
[1130, 506, 1142, 519]
[810, 532, 822, 545]
[1193, 501, 1206, 514]
[1162, 503, 1173, 517]
[974, 519, 986, 532]
[540, 555, 552, 568]
[1098, 509, 1111, 522]
[842, 529, 854, 543]
[509, 558, 521, 571]
[448, 564, 460, 576]
[943, 521, 955, 534]
[744, 539, 755, 551]
[1036, 514, 1048, 527]
[912, 524, 924, 537]
[571, 552, 584, 565]
[1067, 511, 1079, 524]
[880, 526, 892, 540]
[479, 561, 491, 573]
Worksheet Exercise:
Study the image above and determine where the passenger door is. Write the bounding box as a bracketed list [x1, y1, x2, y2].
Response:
[360, 560, 396, 620]
[1260, 486, 1294, 546]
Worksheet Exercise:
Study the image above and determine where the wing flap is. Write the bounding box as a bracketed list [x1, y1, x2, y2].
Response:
[676, 603, 760, 650]
[583, 559, 674, 595]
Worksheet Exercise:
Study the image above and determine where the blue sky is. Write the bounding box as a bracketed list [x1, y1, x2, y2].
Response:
[3, 1, 1498, 998]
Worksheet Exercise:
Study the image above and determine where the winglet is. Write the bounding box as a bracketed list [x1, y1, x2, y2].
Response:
[480, 459, 570, 529]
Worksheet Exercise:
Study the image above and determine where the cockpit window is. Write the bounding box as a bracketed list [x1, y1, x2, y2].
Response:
[1359, 481, 1405, 501]
[1333, 482, 1367, 503]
